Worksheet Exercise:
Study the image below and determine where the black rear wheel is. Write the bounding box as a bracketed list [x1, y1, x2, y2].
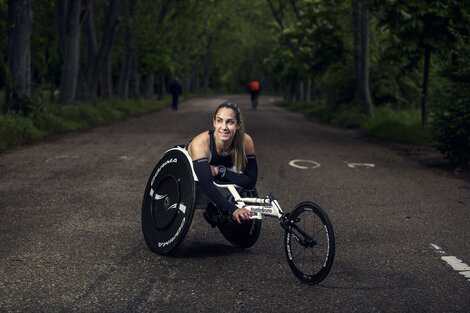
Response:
[217, 189, 262, 248]
[284, 202, 335, 284]
[141, 148, 196, 255]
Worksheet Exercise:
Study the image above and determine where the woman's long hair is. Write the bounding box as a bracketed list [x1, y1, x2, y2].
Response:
[213, 101, 246, 172]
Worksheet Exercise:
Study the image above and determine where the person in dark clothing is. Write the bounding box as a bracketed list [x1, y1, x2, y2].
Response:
[187, 101, 257, 226]
[169, 79, 182, 110]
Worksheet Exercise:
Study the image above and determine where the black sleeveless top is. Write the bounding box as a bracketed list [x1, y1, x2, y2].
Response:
[208, 130, 234, 168]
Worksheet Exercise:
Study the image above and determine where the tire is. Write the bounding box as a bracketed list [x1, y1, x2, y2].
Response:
[141, 148, 196, 255]
[217, 189, 262, 248]
[284, 202, 335, 284]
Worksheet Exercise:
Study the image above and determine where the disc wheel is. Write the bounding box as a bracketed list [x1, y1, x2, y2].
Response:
[141, 148, 196, 255]
[217, 189, 262, 248]
[284, 202, 335, 284]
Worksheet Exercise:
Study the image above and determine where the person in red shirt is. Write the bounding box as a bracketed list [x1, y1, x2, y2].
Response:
[248, 79, 261, 110]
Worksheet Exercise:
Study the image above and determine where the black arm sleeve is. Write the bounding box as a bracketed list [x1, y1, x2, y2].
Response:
[193, 158, 237, 214]
[223, 155, 258, 189]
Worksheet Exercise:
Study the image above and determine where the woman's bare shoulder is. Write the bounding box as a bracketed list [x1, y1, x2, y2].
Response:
[244, 133, 255, 155]
[188, 131, 210, 159]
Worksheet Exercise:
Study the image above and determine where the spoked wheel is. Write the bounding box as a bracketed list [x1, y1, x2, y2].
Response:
[217, 189, 262, 248]
[284, 202, 335, 284]
[141, 148, 196, 255]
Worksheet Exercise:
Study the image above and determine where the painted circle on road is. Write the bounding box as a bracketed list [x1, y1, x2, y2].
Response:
[289, 159, 321, 169]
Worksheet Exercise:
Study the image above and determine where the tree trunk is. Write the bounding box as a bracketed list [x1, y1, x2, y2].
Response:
[83, 0, 98, 99]
[88, 0, 120, 103]
[117, 0, 139, 100]
[55, 0, 67, 60]
[299, 81, 304, 101]
[203, 38, 213, 92]
[421, 46, 431, 128]
[130, 52, 140, 98]
[58, 0, 82, 105]
[306, 77, 312, 102]
[359, 3, 373, 116]
[100, 59, 113, 98]
[204, 53, 211, 92]
[5, 0, 32, 112]
[352, 0, 373, 116]
[143, 73, 155, 99]
[118, 28, 132, 100]
[158, 74, 166, 100]
[352, 0, 361, 98]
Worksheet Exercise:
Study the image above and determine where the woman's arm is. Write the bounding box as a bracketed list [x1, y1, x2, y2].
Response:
[222, 156, 257, 188]
[193, 158, 237, 213]
[188, 132, 237, 214]
[218, 133, 258, 188]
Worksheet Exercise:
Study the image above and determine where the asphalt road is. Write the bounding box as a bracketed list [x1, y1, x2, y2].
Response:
[1, 95, 469, 313]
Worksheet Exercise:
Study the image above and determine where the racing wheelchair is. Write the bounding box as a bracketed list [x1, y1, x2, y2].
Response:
[141, 146, 335, 285]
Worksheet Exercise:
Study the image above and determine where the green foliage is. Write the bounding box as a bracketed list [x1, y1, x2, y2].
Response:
[0, 0, 8, 89]
[31, 1, 59, 86]
[362, 107, 431, 144]
[433, 100, 470, 168]
[280, 101, 431, 144]
[279, 99, 365, 129]
[431, 6, 470, 168]
[0, 114, 45, 150]
[0, 98, 169, 152]
[264, 0, 348, 86]
[316, 60, 355, 106]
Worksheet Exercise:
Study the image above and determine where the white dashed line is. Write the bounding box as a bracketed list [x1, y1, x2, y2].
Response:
[430, 243, 470, 282]
[346, 162, 375, 168]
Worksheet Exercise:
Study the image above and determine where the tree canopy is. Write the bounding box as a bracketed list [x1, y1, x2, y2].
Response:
[1, 0, 469, 132]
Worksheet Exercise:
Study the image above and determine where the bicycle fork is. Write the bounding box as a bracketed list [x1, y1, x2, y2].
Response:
[280, 214, 317, 248]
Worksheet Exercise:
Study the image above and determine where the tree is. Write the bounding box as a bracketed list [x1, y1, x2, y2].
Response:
[82, 0, 98, 99]
[5, 0, 32, 112]
[57, 0, 82, 105]
[373, 0, 457, 127]
[352, 0, 373, 116]
[87, 0, 121, 102]
[432, 2, 470, 168]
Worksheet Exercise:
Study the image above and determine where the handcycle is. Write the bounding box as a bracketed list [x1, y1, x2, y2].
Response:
[141, 146, 335, 285]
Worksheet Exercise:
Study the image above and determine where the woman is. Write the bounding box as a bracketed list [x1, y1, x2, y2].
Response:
[188, 101, 257, 226]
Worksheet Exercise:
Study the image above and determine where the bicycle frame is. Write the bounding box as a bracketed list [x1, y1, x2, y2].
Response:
[213, 182, 284, 220]
[214, 183, 317, 248]
[176, 145, 315, 247]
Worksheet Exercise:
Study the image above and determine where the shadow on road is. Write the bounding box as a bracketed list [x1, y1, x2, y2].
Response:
[170, 242, 254, 259]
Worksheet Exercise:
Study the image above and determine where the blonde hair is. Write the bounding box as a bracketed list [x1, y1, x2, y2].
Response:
[213, 101, 246, 172]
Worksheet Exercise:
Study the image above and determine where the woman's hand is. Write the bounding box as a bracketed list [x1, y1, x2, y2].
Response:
[232, 207, 251, 224]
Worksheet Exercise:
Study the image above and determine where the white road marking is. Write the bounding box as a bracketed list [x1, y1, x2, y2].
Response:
[430, 243, 445, 254]
[45, 155, 79, 163]
[430, 243, 470, 282]
[346, 162, 375, 168]
[288, 159, 321, 169]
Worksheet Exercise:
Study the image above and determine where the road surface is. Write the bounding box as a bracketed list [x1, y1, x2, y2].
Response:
[1, 95, 469, 312]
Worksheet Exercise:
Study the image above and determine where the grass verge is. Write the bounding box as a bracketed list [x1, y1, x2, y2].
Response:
[279, 100, 432, 145]
[0, 97, 171, 152]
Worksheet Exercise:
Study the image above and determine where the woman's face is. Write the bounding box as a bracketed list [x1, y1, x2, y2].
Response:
[213, 107, 240, 143]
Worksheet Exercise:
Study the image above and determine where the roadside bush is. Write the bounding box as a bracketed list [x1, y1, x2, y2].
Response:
[433, 92, 470, 168]
[0, 114, 45, 150]
[432, 19, 470, 168]
[0, 97, 170, 152]
[362, 107, 431, 145]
